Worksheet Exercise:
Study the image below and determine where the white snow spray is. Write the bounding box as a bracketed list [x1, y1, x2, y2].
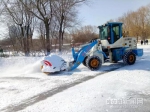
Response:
[0, 57, 43, 76]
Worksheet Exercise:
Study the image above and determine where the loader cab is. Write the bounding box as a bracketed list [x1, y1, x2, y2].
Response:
[98, 22, 123, 44]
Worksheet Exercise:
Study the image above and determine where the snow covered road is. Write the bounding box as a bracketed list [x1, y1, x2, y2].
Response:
[0, 58, 124, 112]
[0, 45, 150, 112]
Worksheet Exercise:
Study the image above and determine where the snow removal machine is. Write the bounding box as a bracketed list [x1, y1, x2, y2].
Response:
[41, 22, 143, 74]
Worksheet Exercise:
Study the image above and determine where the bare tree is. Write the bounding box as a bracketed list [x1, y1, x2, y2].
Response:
[8, 25, 20, 52]
[37, 21, 46, 53]
[71, 25, 98, 44]
[2, 0, 35, 56]
[0, 1, 4, 15]
[117, 4, 150, 41]
[53, 0, 87, 51]
[19, 0, 88, 53]
[19, 0, 54, 55]
[138, 6, 150, 40]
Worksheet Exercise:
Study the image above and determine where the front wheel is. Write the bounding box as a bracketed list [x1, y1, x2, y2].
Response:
[86, 56, 102, 71]
[123, 52, 136, 65]
[82, 56, 88, 66]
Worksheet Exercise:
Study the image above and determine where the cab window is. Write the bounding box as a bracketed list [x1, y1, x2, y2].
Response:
[100, 26, 108, 40]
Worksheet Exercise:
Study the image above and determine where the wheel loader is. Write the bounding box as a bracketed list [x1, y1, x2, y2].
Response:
[41, 22, 143, 74]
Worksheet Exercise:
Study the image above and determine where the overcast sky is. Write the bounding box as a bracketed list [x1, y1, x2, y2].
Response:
[77, 0, 150, 26]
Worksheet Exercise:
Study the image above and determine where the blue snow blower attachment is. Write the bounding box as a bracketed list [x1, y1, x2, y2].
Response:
[68, 40, 98, 71]
[40, 40, 100, 74]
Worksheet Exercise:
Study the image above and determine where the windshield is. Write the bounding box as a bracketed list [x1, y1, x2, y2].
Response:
[99, 26, 108, 40]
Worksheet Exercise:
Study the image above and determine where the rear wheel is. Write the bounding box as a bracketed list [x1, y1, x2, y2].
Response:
[41, 65, 50, 75]
[86, 56, 102, 71]
[123, 52, 136, 65]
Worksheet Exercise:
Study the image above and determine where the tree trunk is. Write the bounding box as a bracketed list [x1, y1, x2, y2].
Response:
[23, 38, 27, 55]
[26, 25, 30, 56]
[58, 14, 64, 52]
[62, 29, 65, 46]
[59, 30, 62, 52]
[20, 26, 28, 55]
[30, 36, 33, 48]
[55, 39, 57, 49]
[45, 22, 50, 55]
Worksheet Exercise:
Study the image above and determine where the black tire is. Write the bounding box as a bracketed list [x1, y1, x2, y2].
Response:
[82, 56, 88, 66]
[86, 56, 102, 71]
[123, 52, 136, 65]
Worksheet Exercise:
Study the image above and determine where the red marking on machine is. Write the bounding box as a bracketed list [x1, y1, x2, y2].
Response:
[44, 60, 52, 66]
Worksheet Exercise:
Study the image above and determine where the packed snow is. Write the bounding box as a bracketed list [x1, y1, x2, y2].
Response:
[0, 44, 150, 112]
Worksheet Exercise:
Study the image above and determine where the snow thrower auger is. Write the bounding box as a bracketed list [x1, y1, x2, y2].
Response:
[41, 39, 102, 74]
[41, 22, 143, 74]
